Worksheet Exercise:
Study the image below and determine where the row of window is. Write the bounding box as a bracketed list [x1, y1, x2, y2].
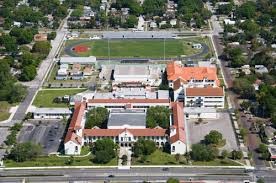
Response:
[84, 136, 168, 141]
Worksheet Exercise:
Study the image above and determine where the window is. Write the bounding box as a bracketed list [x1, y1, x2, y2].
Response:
[172, 146, 175, 152]
[75, 146, 78, 152]
[128, 137, 131, 141]
[121, 137, 123, 141]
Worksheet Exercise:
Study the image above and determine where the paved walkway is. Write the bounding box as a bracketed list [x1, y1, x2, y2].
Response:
[118, 147, 132, 169]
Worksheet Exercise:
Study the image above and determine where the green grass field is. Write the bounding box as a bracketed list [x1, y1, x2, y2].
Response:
[4, 155, 117, 167]
[0, 101, 11, 122]
[65, 39, 203, 58]
[132, 149, 241, 166]
[33, 89, 86, 108]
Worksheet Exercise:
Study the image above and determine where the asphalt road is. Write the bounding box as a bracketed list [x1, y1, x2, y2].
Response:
[0, 167, 254, 183]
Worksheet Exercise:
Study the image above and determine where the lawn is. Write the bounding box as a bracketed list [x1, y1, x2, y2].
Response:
[65, 39, 202, 58]
[4, 155, 117, 167]
[132, 149, 241, 166]
[0, 101, 11, 121]
[33, 89, 86, 108]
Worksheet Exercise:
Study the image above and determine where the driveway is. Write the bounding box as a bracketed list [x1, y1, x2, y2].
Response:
[187, 112, 238, 151]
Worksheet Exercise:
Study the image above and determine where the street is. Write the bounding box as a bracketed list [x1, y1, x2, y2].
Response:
[0, 167, 254, 183]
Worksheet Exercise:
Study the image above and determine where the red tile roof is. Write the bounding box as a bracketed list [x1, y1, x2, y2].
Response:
[64, 102, 86, 144]
[69, 102, 86, 130]
[64, 130, 82, 145]
[88, 98, 170, 104]
[186, 87, 224, 96]
[83, 128, 167, 137]
[170, 102, 186, 144]
[167, 62, 220, 86]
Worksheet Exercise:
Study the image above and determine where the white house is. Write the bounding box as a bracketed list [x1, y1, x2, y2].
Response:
[224, 19, 235, 25]
[33, 108, 72, 119]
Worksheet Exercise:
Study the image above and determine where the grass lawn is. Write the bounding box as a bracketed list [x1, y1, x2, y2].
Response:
[65, 39, 202, 58]
[33, 89, 86, 108]
[4, 155, 117, 167]
[132, 149, 241, 166]
[0, 101, 11, 121]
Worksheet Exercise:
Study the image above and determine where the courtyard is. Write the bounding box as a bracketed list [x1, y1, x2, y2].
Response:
[187, 112, 238, 151]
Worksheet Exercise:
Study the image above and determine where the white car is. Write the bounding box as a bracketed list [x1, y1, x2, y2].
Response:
[89, 35, 101, 40]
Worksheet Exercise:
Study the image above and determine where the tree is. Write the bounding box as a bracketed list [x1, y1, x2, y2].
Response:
[0, 34, 17, 52]
[146, 106, 170, 128]
[232, 78, 255, 99]
[124, 15, 138, 28]
[236, 1, 256, 19]
[47, 32, 56, 40]
[204, 130, 223, 145]
[167, 178, 179, 183]
[9, 27, 36, 44]
[93, 139, 116, 163]
[8, 142, 42, 162]
[142, 0, 166, 16]
[94, 150, 113, 164]
[221, 150, 229, 159]
[85, 107, 109, 128]
[20, 65, 37, 81]
[133, 139, 156, 157]
[32, 41, 51, 56]
[257, 178, 265, 183]
[231, 150, 243, 160]
[217, 3, 233, 15]
[9, 84, 27, 103]
[190, 144, 217, 161]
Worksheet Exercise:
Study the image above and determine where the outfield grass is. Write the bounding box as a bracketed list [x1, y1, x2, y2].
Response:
[4, 155, 117, 167]
[132, 149, 241, 166]
[66, 39, 202, 58]
[0, 101, 11, 122]
[33, 89, 86, 108]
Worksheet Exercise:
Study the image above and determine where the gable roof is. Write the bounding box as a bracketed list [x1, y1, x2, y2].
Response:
[64, 130, 82, 145]
[186, 87, 224, 97]
[88, 98, 170, 104]
[167, 62, 219, 85]
[170, 102, 186, 144]
[69, 102, 86, 130]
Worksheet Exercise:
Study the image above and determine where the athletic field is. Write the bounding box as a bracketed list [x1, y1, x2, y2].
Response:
[64, 39, 207, 59]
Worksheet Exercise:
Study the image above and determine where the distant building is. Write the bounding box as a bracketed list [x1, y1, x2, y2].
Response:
[113, 65, 162, 87]
[34, 33, 48, 42]
[60, 57, 96, 65]
[268, 145, 276, 161]
[33, 108, 72, 119]
[224, 19, 235, 25]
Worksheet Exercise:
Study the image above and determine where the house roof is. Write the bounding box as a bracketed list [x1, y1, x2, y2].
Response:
[170, 102, 186, 144]
[88, 98, 170, 104]
[34, 108, 72, 114]
[167, 62, 219, 85]
[83, 128, 167, 137]
[68, 102, 86, 130]
[64, 130, 82, 145]
[185, 87, 224, 96]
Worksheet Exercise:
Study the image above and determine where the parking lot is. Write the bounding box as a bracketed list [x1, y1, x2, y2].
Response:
[187, 112, 238, 151]
[18, 120, 66, 154]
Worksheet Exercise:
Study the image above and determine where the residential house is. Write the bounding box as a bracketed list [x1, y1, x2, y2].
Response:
[34, 33, 48, 42]
[255, 65, 269, 74]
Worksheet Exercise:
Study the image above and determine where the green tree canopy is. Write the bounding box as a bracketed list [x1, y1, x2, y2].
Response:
[8, 142, 42, 162]
[93, 139, 116, 164]
[133, 139, 156, 157]
[124, 15, 138, 28]
[233, 78, 255, 99]
[0, 34, 17, 52]
[32, 41, 51, 56]
[142, 0, 166, 16]
[85, 107, 109, 128]
[190, 144, 217, 161]
[20, 65, 37, 81]
[204, 130, 223, 145]
[146, 106, 170, 128]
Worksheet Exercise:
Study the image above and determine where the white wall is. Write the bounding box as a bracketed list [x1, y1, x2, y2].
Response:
[108, 125, 146, 129]
[33, 113, 70, 119]
[185, 112, 218, 119]
[171, 140, 186, 155]
[64, 141, 81, 155]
